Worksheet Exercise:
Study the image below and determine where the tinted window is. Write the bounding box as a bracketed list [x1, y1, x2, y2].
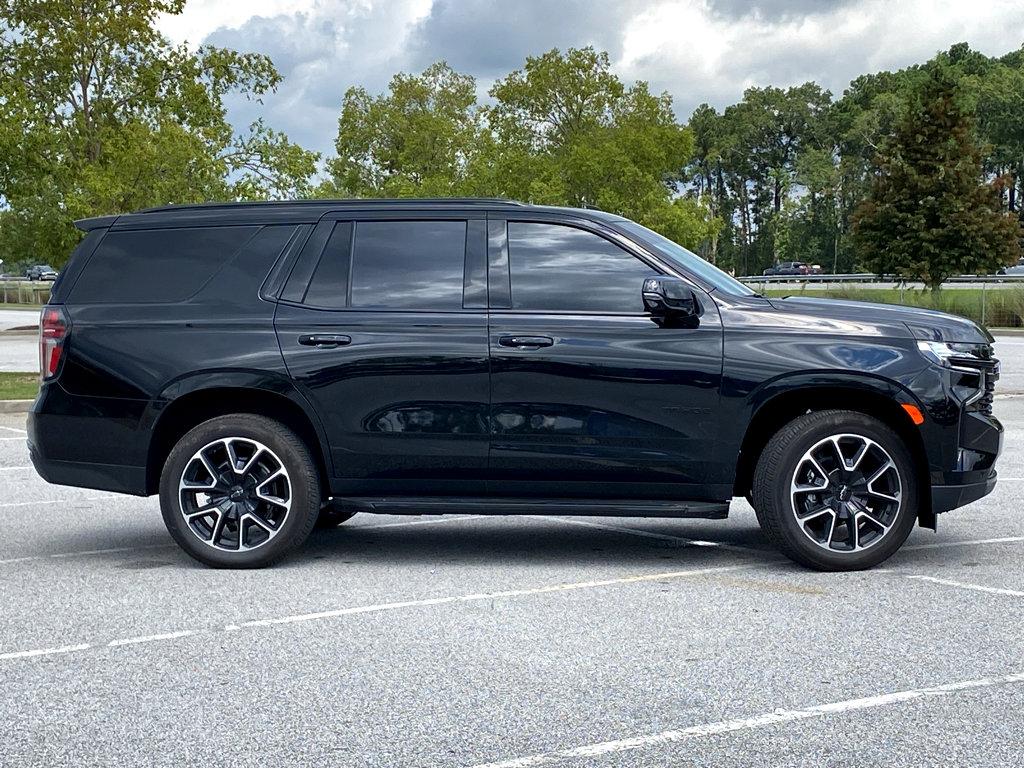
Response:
[303, 222, 353, 309]
[70, 226, 259, 304]
[350, 221, 466, 310]
[613, 220, 756, 297]
[507, 222, 652, 312]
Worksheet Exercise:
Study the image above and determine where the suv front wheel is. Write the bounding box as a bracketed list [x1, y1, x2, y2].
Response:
[752, 409, 918, 571]
[159, 414, 321, 568]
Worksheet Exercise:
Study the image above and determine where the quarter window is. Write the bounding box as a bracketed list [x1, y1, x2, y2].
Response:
[507, 222, 652, 312]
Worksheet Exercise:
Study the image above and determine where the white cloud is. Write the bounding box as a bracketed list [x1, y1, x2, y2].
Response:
[158, 0, 1024, 156]
[619, 0, 1024, 113]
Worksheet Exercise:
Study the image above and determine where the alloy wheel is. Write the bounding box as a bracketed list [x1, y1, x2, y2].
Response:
[178, 437, 292, 552]
[789, 433, 902, 553]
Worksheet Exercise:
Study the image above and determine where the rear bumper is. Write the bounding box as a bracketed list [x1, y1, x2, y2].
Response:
[27, 384, 149, 496]
[29, 445, 146, 495]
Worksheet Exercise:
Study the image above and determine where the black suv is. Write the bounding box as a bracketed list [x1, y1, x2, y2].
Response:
[28, 199, 1002, 570]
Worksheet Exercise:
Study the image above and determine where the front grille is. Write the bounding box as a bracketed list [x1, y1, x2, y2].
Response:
[977, 361, 998, 415]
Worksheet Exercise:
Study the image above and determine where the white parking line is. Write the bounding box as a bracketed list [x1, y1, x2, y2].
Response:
[356, 514, 482, 529]
[229, 564, 750, 631]
[907, 575, 1024, 597]
[475, 671, 1024, 768]
[108, 630, 196, 647]
[0, 543, 174, 566]
[0, 563, 751, 663]
[538, 516, 765, 555]
[0, 466, 33, 472]
[0, 426, 27, 435]
[0, 494, 119, 509]
[0, 643, 91, 661]
[903, 535, 1024, 551]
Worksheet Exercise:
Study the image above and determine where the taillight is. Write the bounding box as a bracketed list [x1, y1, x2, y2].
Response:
[39, 306, 68, 381]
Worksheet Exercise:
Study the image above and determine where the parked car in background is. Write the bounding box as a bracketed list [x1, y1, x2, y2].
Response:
[28, 198, 1002, 572]
[25, 265, 59, 281]
[763, 261, 809, 276]
[997, 258, 1024, 276]
[806, 263, 824, 274]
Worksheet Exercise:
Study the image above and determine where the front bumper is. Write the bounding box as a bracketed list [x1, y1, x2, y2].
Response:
[932, 472, 998, 514]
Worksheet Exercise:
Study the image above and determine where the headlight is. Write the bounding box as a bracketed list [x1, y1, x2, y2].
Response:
[916, 340, 991, 372]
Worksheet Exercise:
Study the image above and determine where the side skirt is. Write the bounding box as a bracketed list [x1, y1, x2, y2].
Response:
[327, 497, 730, 519]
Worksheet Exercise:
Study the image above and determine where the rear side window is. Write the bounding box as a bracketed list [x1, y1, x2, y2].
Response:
[69, 226, 259, 304]
[303, 223, 353, 309]
[507, 222, 652, 312]
[301, 220, 467, 310]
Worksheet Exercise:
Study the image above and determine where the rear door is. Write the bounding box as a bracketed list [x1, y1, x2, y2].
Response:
[275, 211, 490, 495]
[486, 216, 724, 501]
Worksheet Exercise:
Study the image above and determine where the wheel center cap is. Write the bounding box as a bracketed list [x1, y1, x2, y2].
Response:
[837, 484, 852, 502]
[230, 485, 246, 501]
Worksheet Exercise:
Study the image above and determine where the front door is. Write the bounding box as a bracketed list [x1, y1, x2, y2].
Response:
[276, 213, 490, 495]
[487, 218, 725, 501]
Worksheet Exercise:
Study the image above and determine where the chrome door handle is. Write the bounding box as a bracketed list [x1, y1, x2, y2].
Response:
[298, 334, 351, 348]
[498, 335, 554, 348]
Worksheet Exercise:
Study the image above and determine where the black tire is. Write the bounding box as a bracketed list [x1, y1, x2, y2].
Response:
[752, 409, 918, 571]
[159, 414, 321, 568]
[316, 507, 357, 529]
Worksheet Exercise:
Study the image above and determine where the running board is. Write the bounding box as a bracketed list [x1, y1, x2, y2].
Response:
[330, 497, 730, 519]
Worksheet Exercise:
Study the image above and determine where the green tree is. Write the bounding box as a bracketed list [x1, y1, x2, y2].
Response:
[0, 0, 318, 266]
[319, 62, 483, 197]
[852, 65, 1022, 288]
[480, 47, 718, 249]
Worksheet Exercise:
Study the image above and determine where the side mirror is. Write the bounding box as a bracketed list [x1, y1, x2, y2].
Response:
[642, 276, 700, 319]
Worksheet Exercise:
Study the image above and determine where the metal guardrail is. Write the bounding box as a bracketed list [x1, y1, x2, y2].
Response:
[740, 273, 1024, 284]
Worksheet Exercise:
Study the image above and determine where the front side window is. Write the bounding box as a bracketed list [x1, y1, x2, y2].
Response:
[613, 219, 756, 296]
[506, 222, 652, 313]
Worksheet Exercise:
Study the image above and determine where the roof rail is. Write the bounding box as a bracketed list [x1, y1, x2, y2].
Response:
[136, 197, 527, 214]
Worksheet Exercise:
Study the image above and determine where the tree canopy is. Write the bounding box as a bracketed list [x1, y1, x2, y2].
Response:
[852, 62, 1022, 288]
[2, 1, 1023, 283]
[320, 48, 719, 250]
[0, 0, 318, 265]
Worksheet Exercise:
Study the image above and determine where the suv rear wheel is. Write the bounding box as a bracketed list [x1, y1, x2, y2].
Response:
[159, 414, 321, 568]
[752, 410, 918, 571]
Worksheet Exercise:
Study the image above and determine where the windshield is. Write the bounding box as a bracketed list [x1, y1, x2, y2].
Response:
[615, 221, 755, 296]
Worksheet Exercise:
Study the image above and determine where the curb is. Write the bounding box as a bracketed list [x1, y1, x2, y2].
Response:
[0, 400, 33, 414]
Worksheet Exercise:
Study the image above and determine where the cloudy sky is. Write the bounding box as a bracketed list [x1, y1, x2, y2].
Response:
[158, 0, 1024, 157]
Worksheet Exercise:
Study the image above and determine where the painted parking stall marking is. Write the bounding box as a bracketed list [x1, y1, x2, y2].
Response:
[907, 574, 1024, 597]
[476, 671, 1024, 768]
[0, 563, 751, 663]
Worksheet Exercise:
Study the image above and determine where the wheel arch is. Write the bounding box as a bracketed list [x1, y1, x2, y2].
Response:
[144, 375, 332, 497]
[734, 378, 933, 528]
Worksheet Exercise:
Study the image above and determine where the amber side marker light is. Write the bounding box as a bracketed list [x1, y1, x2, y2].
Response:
[901, 403, 925, 425]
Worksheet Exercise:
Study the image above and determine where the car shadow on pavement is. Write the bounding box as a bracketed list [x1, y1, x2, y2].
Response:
[292, 517, 774, 569]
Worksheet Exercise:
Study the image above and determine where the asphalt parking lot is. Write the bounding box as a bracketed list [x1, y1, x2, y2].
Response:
[1, 376, 1023, 765]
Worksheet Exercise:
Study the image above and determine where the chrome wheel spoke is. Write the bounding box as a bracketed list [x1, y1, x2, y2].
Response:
[822, 510, 837, 548]
[866, 460, 895, 487]
[798, 504, 833, 522]
[208, 510, 227, 545]
[255, 488, 288, 508]
[856, 510, 889, 532]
